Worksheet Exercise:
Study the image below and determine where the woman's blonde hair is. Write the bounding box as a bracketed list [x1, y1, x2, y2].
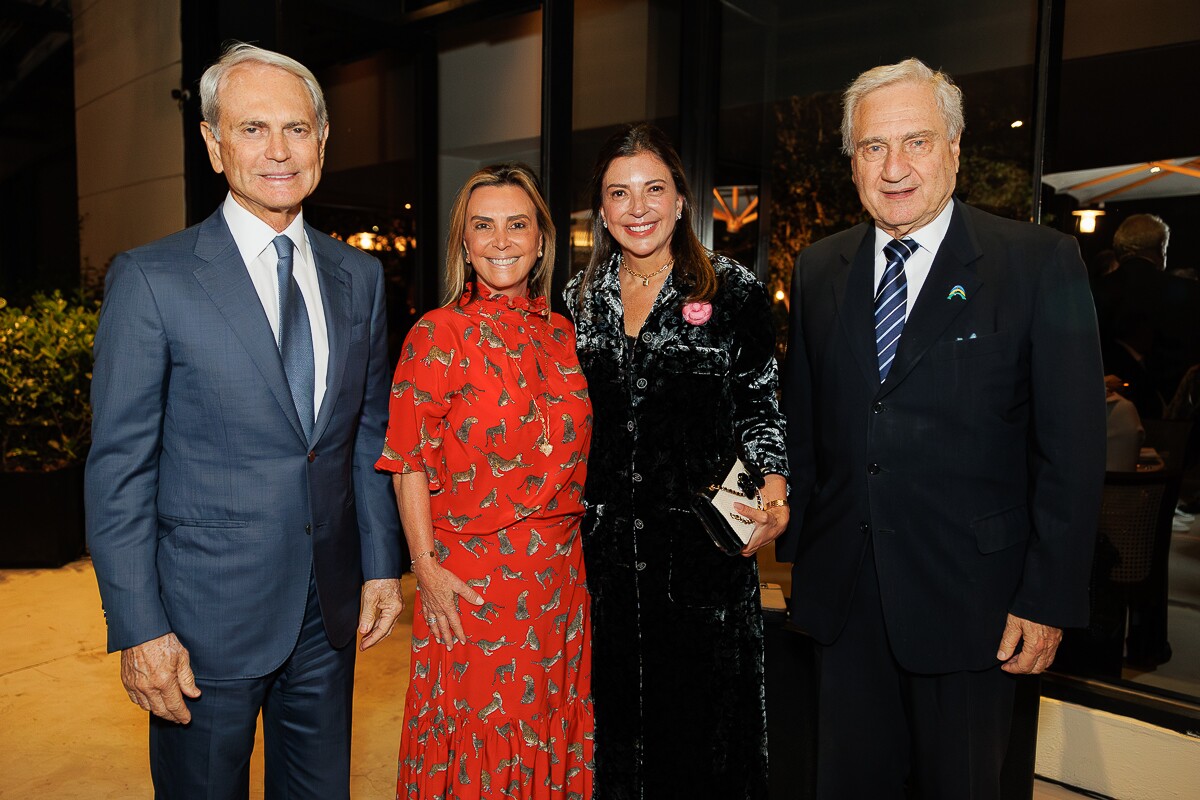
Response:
[443, 162, 556, 307]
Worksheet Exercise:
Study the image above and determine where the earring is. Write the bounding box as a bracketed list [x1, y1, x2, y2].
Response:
[676, 210, 682, 221]
[538, 250, 543, 258]
[602, 219, 608, 229]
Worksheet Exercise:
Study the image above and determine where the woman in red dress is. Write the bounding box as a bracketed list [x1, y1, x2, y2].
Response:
[377, 163, 594, 799]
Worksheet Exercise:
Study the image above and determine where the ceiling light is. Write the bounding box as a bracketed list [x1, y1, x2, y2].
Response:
[1072, 209, 1105, 234]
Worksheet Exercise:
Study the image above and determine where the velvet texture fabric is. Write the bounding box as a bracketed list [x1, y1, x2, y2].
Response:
[564, 253, 788, 799]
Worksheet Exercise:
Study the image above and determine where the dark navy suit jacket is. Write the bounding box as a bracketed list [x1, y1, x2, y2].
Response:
[779, 200, 1106, 673]
[86, 208, 400, 679]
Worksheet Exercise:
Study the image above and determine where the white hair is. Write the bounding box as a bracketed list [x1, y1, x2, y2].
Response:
[199, 42, 327, 141]
[841, 58, 964, 156]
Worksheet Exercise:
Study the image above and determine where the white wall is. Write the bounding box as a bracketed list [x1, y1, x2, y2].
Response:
[72, 0, 184, 285]
[1037, 698, 1200, 798]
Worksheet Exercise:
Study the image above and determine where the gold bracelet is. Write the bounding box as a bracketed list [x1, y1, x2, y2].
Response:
[410, 550, 437, 568]
[763, 499, 788, 509]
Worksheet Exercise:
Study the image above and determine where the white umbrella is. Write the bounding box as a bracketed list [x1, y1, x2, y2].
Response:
[1042, 157, 1200, 204]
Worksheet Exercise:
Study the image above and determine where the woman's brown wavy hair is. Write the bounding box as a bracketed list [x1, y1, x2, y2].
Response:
[577, 123, 716, 306]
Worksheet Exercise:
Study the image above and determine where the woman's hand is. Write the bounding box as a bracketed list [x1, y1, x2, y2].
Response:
[735, 503, 790, 557]
[735, 473, 790, 557]
[414, 560, 484, 650]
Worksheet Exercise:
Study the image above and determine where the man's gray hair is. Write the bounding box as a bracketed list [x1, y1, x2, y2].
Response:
[841, 58, 965, 156]
[1113, 214, 1170, 259]
[199, 42, 328, 141]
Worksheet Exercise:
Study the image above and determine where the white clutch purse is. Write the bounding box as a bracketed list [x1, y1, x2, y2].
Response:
[690, 459, 763, 555]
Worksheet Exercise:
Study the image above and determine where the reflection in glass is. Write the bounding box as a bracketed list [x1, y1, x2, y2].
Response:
[1040, 1, 1200, 701]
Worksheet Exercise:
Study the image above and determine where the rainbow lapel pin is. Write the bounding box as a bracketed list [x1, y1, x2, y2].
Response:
[946, 284, 967, 301]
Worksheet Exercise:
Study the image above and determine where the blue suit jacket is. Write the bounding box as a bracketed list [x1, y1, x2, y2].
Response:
[86, 208, 401, 679]
[779, 200, 1106, 673]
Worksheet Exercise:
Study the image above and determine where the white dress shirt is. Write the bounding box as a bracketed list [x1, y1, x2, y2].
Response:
[222, 193, 330, 417]
[871, 200, 955, 320]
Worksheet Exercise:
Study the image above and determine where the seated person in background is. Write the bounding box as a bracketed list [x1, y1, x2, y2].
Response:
[1105, 374, 1143, 472]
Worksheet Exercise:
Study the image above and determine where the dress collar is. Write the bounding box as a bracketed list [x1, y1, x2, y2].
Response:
[459, 282, 549, 317]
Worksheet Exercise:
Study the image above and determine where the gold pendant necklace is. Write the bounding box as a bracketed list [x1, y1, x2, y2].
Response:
[490, 308, 553, 456]
[622, 254, 674, 287]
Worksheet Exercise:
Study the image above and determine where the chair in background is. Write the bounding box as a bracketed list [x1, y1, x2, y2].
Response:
[1057, 470, 1181, 678]
[1128, 421, 1192, 667]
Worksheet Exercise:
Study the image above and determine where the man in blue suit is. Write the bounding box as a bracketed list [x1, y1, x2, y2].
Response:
[86, 42, 402, 798]
[780, 59, 1105, 799]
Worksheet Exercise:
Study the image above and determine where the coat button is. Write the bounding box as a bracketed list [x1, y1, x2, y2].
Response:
[636, 378, 648, 389]
[868, 463, 880, 475]
[634, 519, 644, 530]
[872, 402, 884, 413]
[626, 421, 635, 432]
[307, 450, 316, 462]
[632, 473, 642, 482]
[304, 523, 312, 535]
[641, 332, 652, 343]
[635, 561, 646, 571]
[860, 522, 870, 533]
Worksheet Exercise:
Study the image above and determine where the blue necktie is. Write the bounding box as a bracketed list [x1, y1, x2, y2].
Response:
[274, 235, 315, 440]
[875, 237, 916, 381]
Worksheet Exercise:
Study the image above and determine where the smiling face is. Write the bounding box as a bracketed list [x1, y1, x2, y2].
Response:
[201, 61, 327, 232]
[462, 184, 543, 299]
[850, 81, 960, 239]
[599, 152, 684, 268]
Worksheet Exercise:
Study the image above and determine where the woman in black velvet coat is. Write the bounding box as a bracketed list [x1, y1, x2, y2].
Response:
[564, 123, 790, 799]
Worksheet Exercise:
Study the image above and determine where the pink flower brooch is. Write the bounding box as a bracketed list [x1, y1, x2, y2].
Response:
[682, 301, 713, 326]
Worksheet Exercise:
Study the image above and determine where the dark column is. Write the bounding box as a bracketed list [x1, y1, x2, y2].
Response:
[540, 0, 574, 313]
[678, 0, 719, 249]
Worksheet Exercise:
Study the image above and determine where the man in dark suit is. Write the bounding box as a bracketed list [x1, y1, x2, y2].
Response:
[85, 43, 402, 798]
[1094, 213, 1200, 417]
[779, 58, 1105, 799]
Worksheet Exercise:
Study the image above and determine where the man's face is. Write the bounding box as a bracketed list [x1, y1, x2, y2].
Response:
[850, 81, 960, 238]
[201, 62, 327, 232]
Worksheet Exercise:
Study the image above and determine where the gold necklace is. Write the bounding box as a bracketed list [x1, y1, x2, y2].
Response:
[622, 254, 674, 287]
[489, 307, 554, 456]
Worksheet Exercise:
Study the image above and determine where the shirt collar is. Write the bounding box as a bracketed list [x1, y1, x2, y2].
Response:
[222, 193, 308, 268]
[872, 198, 955, 258]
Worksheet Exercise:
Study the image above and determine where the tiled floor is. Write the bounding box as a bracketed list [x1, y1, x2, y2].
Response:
[0, 546, 1093, 798]
[0, 558, 414, 797]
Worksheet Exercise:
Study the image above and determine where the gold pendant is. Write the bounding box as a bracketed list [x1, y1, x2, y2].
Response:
[641, 277, 649, 286]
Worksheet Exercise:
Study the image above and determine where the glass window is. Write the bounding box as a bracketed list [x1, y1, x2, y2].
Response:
[1040, 0, 1200, 704]
[569, 0, 682, 276]
[437, 10, 544, 299]
[308, 50, 421, 357]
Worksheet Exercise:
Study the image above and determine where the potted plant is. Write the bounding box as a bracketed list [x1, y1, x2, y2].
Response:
[0, 292, 98, 567]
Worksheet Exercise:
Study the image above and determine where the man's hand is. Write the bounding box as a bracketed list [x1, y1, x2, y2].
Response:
[997, 613, 1063, 674]
[120, 633, 200, 724]
[358, 578, 404, 650]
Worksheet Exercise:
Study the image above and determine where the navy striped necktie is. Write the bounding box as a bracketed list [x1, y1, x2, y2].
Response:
[274, 235, 315, 440]
[875, 237, 916, 381]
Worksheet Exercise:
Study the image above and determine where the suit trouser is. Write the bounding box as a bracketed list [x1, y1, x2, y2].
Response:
[149, 568, 356, 800]
[815, 538, 1016, 800]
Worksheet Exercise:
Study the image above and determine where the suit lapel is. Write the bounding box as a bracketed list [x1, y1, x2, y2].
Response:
[192, 209, 308, 443]
[309, 226, 351, 445]
[833, 225, 881, 389]
[879, 200, 983, 397]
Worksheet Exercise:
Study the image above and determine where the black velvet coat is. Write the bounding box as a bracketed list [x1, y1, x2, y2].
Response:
[564, 253, 788, 799]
